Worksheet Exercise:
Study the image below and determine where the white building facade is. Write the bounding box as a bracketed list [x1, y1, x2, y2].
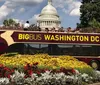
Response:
[37, 0, 61, 30]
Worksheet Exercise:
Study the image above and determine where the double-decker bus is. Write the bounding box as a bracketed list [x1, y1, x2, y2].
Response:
[0, 30, 100, 70]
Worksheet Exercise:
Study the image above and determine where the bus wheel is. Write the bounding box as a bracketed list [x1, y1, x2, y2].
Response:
[90, 60, 100, 70]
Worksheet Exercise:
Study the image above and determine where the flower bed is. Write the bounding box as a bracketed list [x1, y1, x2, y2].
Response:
[0, 67, 100, 85]
[0, 54, 90, 69]
[0, 53, 99, 85]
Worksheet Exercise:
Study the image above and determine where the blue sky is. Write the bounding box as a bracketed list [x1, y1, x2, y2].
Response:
[0, 0, 82, 28]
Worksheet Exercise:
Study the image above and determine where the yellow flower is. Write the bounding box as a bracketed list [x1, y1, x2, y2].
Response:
[0, 54, 91, 69]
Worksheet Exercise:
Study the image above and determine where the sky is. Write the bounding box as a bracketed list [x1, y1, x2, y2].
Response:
[0, 0, 82, 28]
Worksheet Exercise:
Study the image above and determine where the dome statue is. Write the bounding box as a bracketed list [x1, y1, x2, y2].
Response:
[37, 0, 61, 30]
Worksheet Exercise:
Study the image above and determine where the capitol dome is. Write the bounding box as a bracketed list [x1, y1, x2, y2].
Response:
[37, 0, 61, 30]
[41, 3, 58, 15]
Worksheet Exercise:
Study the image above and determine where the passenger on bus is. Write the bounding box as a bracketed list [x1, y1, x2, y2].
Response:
[58, 27, 64, 32]
[51, 27, 56, 32]
[15, 23, 23, 30]
[74, 28, 81, 33]
[37, 26, 41, 31]
[66, 27, 72, 33]
[45, 28, 49, 33]
[24, 21, 30, 31]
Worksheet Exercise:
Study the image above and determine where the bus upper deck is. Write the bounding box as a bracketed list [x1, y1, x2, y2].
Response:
[0, 30, 100, 55]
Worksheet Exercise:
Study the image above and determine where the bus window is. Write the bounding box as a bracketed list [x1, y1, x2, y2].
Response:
[56, 44, 100, 56]
[48, 44, 59, 55]
[58, 44, 73, 55]
[27, 44, 48, 54]
[29, 44, 40, 48]
[40, 44, 48, 53]
[4, 43, 100, 56]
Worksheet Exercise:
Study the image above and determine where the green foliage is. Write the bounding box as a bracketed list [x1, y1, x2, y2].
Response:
[81, 27, 94, 32]
[82, 0, 92, 4]
[2, 52, 19, 57]
[78, 0, 100, 29]
[3, 20, 9, 26]
[76, 67, 94, 77]
[82, 0, 100, 4]
[3, 19, 16, 26]
[80, 19, 100, 32]
[89, 18, 100, 28]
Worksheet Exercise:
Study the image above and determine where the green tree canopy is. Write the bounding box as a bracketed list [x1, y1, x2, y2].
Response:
[89, 18, 100, 28]
[78, 0, 100, 28]
[3, 19, 16, 27]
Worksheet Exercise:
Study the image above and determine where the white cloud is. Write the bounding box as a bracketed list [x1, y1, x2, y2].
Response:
[0, 0, 81, 26]
[0, 1, 14, 20]
[19, 8, 25, 13]
[69, 1, 82, 16]
[70, 8, 80, 16]
[0, 0, 44, 23]
[9, 0, 44, 6]
[13, 18, 23, 23]
[29, 14, 39, 24]
[53, 0, 82, 16]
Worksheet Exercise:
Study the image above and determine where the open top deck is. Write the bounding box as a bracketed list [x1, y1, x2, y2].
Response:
[0, 30, 100, 46]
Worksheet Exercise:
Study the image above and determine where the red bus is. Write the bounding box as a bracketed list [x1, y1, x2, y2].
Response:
[0, 30, 100, 70]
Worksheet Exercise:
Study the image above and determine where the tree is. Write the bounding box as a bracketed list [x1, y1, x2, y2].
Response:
[3, 20, 9, 26]
[9, 19, 16, 26]
[82, 0, 100, 4]
[82, 0, 92, 4]
[77, 0, 100, 28]
[3, 19, 16, 27]
[89, 18, 100, 28]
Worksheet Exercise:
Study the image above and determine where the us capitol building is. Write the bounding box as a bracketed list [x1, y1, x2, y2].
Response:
[37, 0, 61, 30]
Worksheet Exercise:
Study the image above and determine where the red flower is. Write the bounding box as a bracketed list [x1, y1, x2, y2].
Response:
[28, 70, 33, 76]
[24, 65, 28, 70]
[4, 67, 10, 71]
[11, 69, 14, 73]
[0, 64, 3, 67]
[36, 71, 40, 75]
[24, 63, 32, 70]
[71, 68, 76, 74]
[7, 74, 11, 78]
[24, 75, 28, 78]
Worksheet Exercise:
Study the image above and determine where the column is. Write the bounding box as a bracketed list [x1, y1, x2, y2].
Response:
[40, 21, 42, 26]
[47, 21, 48, 25]
[46, 21, 47, 25]
[45, 21, 46, 25]
[43, 21, 44, 26]
[41, 21, 42, 26]
[49, 21, 50, 25]
[50, 21, 51, 25]
[45, 21, 47, 26]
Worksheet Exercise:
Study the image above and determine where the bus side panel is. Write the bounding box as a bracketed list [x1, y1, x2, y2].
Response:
[0, 37, 8, 54]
